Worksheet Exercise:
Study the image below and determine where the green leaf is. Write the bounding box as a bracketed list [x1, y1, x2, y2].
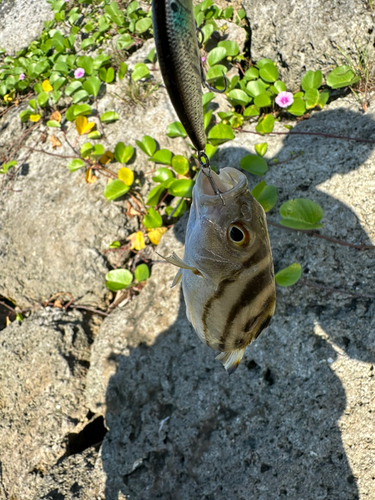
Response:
[246, 79, 269, 97]
[201, 23, 215, 43]
[108, 240, 121, 249]
[251, 181, 277, 212]
[259, 63, 279, 83]
[29, 99, 37, 111]
[52, 77, 67, 91]
[287, 97, 306, 117]
[202, 91, 215, 108]
[114, 143, 134, 163]
[116, 33, 133, 50]
[254, 92, 271, 108]
[275, 263, 302, 287]
[76, 56, 94, 75]
[93, 54, 111, 70]
[273, 80, 286, 93]
[92, 144, 105, 157]
[88, 130, 102, 139]
[119, 62, 128, 80]
[135, 263, 150, 282]
[256, 58, 275, 68]
[255, 114, 275, 134]
[205, 143, 218, 159]
[318, 90, 329, 108]
[279, 198, 324, 230]
[217, 40, 239, 56]
[100, 111, 119, 123]
[127, 0, 139, 15]
[207, 123, 235, 146]
[143, 207, 163, 228]
[146, 184, 165, 207]
[172, 155, 189, 175]
[65, 104, 92, 121]
[83, 76, 101, 97]
[244, 67, 259, 80]
[205, 64, 227, 82]
[149, 149, 173, 165]
[80, 142, 93, 158]
[227, 89, 250, 106]
[168, 179, 194, 198]
[46, 120, 61, 128]
[72, 89, 89, 103]
[104, 179, 130, 200]
[105, 269, 133, 291]
[255, 143, 268, 157]
[243, 104, 260, 118]
[51, 89, 62, 105]
[301, 70, 322, 91]
[240, 154, 268, 176]
[37, 91, 49, 107]
[136, 135, 156, 156]
[152, 167, 173, 183]
[304, 88, 319, 109]
[204, 109, 213, 130]
[65, 81, 82, 96]
[135, 17, 152, 33]
[167, 121, 187, 138]
[167, 199, 187, 217]
[132, 62, 150, 81]
[207, 46, 227, 66]
[68, 159, 85, 172]
[326, 65, 358, 89]
[81, 37, 95, 50]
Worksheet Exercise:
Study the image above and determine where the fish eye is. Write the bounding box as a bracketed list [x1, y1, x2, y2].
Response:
[227, 223, 250, 246]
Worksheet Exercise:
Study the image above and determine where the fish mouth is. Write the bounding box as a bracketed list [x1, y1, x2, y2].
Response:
[195, 167, 247, 204]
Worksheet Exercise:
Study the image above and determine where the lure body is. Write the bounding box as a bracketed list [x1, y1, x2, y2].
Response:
[166, 168, 276, 374]
[152, 0, 206, 151]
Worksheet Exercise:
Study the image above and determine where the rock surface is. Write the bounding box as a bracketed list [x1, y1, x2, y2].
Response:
[243, 0, 375, 89]
[0, 0, 53, 55]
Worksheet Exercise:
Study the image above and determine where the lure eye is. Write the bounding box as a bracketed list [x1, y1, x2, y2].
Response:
[170, 1, 178, 12]
[227, 223, 250, 247]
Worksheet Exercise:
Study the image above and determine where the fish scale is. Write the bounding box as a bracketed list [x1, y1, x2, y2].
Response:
[152, 0, 206, 151]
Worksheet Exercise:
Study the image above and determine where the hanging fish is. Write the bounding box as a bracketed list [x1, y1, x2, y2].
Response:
[152, 0, 206, 151]
[162, 167, 276, 374]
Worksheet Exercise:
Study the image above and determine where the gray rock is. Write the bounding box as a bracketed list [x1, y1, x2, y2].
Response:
[243, 0, 375, 89]
[0, 0, 53, 55]
[0, 309, 91, 500]
[85, 97, 375, 500]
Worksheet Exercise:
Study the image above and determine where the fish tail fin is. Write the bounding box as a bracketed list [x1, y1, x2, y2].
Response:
[216, 348, 246, 375]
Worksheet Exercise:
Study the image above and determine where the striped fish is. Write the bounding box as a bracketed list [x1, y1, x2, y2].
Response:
[163, 167, 276, 374]
[152, 0, 206, 151]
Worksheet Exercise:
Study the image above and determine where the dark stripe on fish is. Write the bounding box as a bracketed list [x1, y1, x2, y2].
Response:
[219, 267, 273, 350]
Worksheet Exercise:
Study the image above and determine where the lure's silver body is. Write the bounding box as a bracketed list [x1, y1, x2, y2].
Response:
[152, 0, 206, 151]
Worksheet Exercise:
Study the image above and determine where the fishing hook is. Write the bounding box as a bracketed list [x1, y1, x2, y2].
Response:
[195, 23, 227, 94]
[198, 151, 225, 206]
[196, 24, 204, 49]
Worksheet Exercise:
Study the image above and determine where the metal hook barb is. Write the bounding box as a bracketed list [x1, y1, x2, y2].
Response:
[203, 71, 227, 94]
[198, 151, 225, 206]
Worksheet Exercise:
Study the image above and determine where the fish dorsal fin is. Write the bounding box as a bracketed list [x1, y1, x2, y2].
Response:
[156, 251, 202, 277]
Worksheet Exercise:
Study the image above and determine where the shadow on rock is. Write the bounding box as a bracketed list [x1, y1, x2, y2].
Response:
[100, 106, 375, 499]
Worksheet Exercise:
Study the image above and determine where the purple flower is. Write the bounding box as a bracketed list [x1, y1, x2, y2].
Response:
[275, 91, 294, 108]
[19, 73, 25, 81]
[74, 67, 85, 79]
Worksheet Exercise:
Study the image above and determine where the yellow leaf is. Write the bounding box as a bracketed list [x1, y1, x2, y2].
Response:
[127, 231, 145, 251]
[42, 79, 53, 92]
[6, 317, 11, 327]
[50, 135, 62, 149]
[75, 115, 95, 135]
[29, 114, 41, 122]
[148, 227, 168, 245]
[99, 151, 114, 165]
[118, 167, 134, 186]
[50, 110, 61, 122]
[3, 93, 13, 103]
[85, 168, 98, 184]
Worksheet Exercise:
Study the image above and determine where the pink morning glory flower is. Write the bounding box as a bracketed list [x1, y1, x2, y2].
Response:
[275, 91, 294, 108]
[19, 73, 25, 80]
[74, 68, 85, 79]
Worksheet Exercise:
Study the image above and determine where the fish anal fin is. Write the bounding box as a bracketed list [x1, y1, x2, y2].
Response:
[216, 348, 246, 375]
[171, 269, 182, 288]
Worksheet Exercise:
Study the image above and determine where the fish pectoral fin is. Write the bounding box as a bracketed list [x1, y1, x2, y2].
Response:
[216, 348, 246, 375]
[156, 251, 202, 277]
[171, 269, 182, 288]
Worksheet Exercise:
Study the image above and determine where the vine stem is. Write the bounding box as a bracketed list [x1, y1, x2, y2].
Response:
[21, 146, 78, 159]
[268, 221, 375, 251]
[298, 280, 375, 300]
[239, 128, 375, 144]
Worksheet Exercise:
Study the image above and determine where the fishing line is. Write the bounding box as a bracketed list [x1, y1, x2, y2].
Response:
[198, 151, 226, 205]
